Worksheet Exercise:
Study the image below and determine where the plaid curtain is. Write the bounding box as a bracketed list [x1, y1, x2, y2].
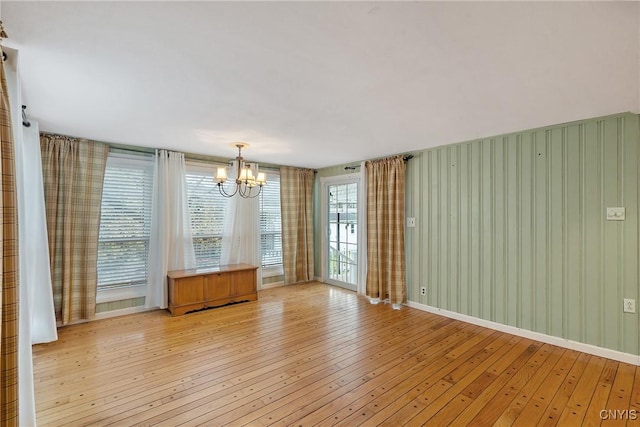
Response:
[365, 156, 406, 305]
[280, 166, 314, 284]
[40, 134, 108, 325]
[0, 45, 20, 426]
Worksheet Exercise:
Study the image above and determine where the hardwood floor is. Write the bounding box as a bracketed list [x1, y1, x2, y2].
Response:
[33, 282, 640, 426]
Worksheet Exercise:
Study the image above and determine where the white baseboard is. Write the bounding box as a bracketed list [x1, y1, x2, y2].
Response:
[406, 301, 640, 366]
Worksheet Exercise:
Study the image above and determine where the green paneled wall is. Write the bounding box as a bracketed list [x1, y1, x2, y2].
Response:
[406, 113, 640, 355]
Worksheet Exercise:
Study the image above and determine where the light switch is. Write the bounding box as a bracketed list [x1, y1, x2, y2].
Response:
[407, 217, 416, 228]
[606, 207, 625, 221]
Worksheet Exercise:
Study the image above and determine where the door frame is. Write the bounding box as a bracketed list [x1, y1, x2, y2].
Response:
[320, 172, 365, 293]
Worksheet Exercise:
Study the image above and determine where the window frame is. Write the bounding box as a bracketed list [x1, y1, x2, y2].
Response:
[260, 170, 283, 278]
[96, 151, 154, 304]
[185, 160, 229, 269]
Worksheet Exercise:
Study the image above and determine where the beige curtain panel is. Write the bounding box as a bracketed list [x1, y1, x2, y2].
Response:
[365, 155, 407, 306]
[40, 134, 108, 325]
[280, 166, 315, 284]
[0, 48, 20, 426]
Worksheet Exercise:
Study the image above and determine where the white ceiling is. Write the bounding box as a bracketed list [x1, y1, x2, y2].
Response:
[3, 1, 639, 169]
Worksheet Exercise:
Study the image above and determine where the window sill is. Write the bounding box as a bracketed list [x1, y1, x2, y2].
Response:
[97, 284, 146, 304]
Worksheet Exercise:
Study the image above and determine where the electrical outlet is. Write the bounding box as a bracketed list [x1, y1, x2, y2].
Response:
[607, 207, 626, 221]
[407, 217, 416, 228]
[420, 287, 426, 296]
[624, 298, 636, 314]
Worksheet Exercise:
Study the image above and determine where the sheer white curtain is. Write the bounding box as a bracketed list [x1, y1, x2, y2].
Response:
[221, 195, 261, 278]
[147, 150, 196, 308]
[17, 121, 57, 343]
[220, 163, 261, 280]
[6, 47, 57, 426]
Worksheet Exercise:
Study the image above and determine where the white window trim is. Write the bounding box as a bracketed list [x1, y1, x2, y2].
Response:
[260, 170, 283, 271]
[97, 152, 154, 299]
[186, 161, 229, 268]
[320, 172, 363, 293]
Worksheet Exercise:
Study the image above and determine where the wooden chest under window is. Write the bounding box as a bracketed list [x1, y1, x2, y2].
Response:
[167, 264, 258, 316]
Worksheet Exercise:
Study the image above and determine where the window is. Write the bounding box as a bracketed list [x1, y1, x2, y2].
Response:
[186, 162, 229, 268]
[186, 163, 281, 272]
[97, 153, 154, 300]
[260, 172, 282, 273]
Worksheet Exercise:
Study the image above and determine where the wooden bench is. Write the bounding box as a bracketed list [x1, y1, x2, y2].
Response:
[167, 263, 258, 316]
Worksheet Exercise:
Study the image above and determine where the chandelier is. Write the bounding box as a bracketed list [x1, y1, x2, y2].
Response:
[215, 142, 266, 198]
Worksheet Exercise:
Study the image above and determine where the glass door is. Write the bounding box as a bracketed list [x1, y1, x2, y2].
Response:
[326, 181, 358, 291]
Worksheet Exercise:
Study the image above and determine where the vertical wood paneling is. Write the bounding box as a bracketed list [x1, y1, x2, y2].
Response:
[439, 148, 449, 308]
[505, 135, 519, 326]
[420, 152, 430, 305]
[622, 116, 639, 355]
[480, 141, 491, 320]
[583, 120, 602, 346]
[519, 134, 534, 331]
[534, 129, 548, 334]
[407, 113, 640, 356]
[549, 128, 564, 338]
[494, 138, 506, 325]
[459, 144, 470, 314]
[565, 125, 582, 343]
[602, 117, 620, 351]
[406, 154, 421, 302]
[429, 151, 439, 306]
[470, 143, 481, 318]
[450, 147, 459, 312]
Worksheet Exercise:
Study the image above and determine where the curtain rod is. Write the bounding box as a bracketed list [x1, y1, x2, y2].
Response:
[344, 154, 414, 171]
[108, 144, 155, 155]
[115, 148, 283, 173]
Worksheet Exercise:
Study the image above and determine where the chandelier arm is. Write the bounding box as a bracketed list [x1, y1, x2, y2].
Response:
[239, 183, 250, 198]
[240, 184, 262, 199]
[217, 182, 238, 198]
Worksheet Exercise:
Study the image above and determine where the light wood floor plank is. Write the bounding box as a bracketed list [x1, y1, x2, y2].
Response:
[583, 358, 618, 427]
[600, 362, 637, 427]
[493, 345, 566, 426]
[32, 282, 640, 426]
[510, 347, 580, 427]
[556, 355, 606, 425]
[462, 344, 559, 426]
[537, 352, 591, 426]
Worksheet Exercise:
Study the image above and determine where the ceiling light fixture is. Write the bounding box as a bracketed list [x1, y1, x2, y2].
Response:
[215, 142, 266, 198]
